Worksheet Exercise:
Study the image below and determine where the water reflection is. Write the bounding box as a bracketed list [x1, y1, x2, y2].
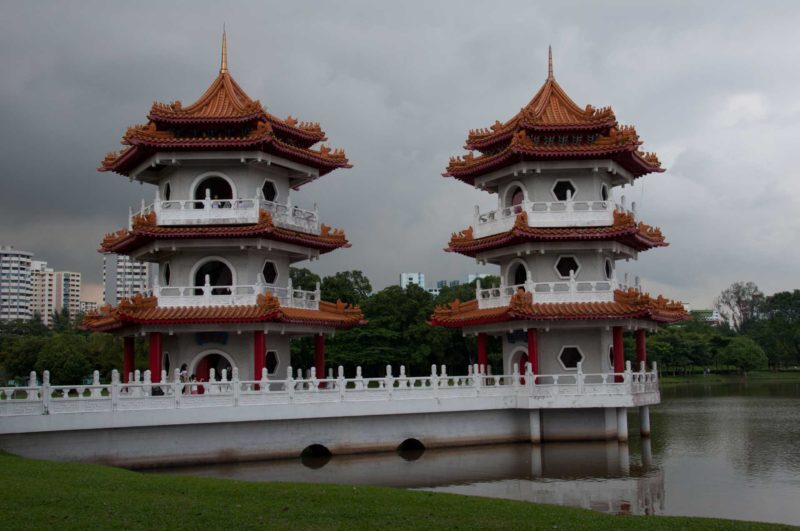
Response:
[156, 440, 664, 516]
[153, 380, 800, 525]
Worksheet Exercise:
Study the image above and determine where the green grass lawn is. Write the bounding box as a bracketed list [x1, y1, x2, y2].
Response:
[0, 453, 793, 530]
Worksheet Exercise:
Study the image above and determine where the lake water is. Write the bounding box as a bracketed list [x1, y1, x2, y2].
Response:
[155, 379, 800, 526]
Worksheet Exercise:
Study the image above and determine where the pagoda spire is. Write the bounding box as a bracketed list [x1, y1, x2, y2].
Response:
[547, 45, 553, 80]
[220, 25, 228, 74]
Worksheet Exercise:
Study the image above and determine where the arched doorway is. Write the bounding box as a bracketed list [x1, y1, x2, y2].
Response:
[509, 261, 528, 287]
[193, 259, 233, 295]
[192, 351, 235, 383]
[511, 349, 529, 383]
[506, 185, 526, 213]
[194, 175, 233, 206]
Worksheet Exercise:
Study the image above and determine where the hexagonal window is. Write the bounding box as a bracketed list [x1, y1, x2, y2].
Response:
[555, 255, 580, 279]
[262, 180, 277, 202]
[558, 346, 584, 370]
[262, 261, 278, 284]
[604, 258, 614, 280]
[552, 180, 577, 201]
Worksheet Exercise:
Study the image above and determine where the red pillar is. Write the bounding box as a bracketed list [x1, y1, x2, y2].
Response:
[477, 333, 488, 370]
[254, 330, 266, 380]
[148, 332, 162, 383]
[613, 326, 624, 383]
[636, 329, 647, 367]
[123, 336, 135, 383]
[314, 334, 325, 379]
[526, 328, 539, 375]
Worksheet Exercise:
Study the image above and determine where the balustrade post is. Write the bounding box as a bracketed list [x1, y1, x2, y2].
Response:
[287, 278, 294, 307]
[111, 370, 119, 411]
[232, 367, 240, 406]
[41, 371, 50, 414]
[569, 270, 577, 296]
[385, 365, 394, 397]
[525, 362, 534, 394]
[652, 361, 658, 382]
[143, 370, 152, 396]
[512, 364, 520, 387]
[173, 368, 181, 407]
[576, 362, 584, 395]
[355, 366, 364, 390]
[566, 189, 574, 212]
[430, 364, 438, 396]
[625, 360, 632, 386]
[260, 368, 268, 394]
[203, 275, 212, 302]
[310, 367, 319, 392]
[133, 369, 141, 397]
[337, 366, 346, 400]
[91, 370, 101, 398]
[398, 365, 408, 388]
[440, 364, 447, 388]
[28, 371, 38, 400]
[209, 368, 217, 394]
[286, 366, 295, 400]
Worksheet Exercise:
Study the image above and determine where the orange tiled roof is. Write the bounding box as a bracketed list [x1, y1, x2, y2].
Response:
[430, 288, 689, 328]
[447, 210, 666, 257]
[83, 293, 365, 333]
[446, 49, 662, 183]
[100, 210, 349, 255]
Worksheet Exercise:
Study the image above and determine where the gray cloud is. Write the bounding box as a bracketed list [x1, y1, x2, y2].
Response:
[2, 0, 799, 308]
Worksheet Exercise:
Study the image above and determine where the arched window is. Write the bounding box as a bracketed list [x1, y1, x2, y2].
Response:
[512, 263, 528, 286]
[194, 260, 233, 295]
[194, 176, 233, 207]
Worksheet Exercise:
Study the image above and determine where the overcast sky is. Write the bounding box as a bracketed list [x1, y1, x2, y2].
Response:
[1, 0, 799, 308]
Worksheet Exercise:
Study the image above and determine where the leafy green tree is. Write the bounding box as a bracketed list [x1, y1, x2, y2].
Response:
[716, 336, 768, 374]
[290, 267, 321, 292]
[321, 271, 372, 306]
[715, 281, 764, 332]
[34, 334, 92, 384]
[1, 336, 48, 381]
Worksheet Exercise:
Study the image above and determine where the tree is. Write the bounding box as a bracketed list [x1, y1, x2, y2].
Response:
[1, 336, 47, 381]
[34, 334, 92, 384]
[290, 267, 321, 292]
[716, 336, 768, 375]
[321, 271, 372, 306]
[715, 281, 764, 332]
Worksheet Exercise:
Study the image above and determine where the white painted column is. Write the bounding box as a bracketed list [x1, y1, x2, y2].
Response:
[529, 410, 542, 444]
[616, 407, 628, 442]
[639, 405, 651, 437]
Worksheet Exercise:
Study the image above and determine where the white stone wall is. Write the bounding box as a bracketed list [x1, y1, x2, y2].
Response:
[503, 328, 613, 375]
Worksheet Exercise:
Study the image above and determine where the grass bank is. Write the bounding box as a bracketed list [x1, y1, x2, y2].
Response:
[659, 370, 800, 387]
[0, 453, 791, 530]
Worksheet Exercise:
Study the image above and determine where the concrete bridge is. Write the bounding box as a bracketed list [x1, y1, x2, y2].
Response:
[0, 361, 658, 468]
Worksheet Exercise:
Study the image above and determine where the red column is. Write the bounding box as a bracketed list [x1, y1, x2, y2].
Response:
[314, 334, 325, 379]
[254, 330, 266, 380]
[148, 332, 162, 383]
[613, 326, 624, 383]
[526, 328, 539, 375]
[635, 329, 647, 367]
[123, 336, 135, 383]
[477, 333, 488, 370]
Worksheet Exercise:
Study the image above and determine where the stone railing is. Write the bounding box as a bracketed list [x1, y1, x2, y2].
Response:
[476, 273, 617, 309]
[152, 278, 320, 309]
[0, 361, 658, 419]
[132, 191, 319, 234]
[473, 194, 638, 238]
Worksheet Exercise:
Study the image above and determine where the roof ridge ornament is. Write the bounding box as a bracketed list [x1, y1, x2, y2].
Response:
[220, 24, 228, 74]
[547, 45, 554, 80]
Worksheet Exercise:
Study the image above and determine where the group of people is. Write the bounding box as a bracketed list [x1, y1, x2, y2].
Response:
[178, 363, 204, 395]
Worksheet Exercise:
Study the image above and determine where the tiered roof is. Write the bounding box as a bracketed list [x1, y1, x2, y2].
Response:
[100, 210, 349, 255]
[430, 288, 689, 328]
[101, 32, 350, 178]
[448, 210, 667, 257]
[444, 48, 662, 184]
[84, 293, 365, 333]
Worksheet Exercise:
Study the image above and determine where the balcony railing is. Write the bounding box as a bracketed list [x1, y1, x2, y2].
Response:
[0, 361, 659, 419]
[152, 278, 320, 310]
[132, 190, 320, 234]
[472, 195, 637, 239]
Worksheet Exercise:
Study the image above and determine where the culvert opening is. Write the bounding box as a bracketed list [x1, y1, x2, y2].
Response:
[300, 444, 332, 469]
[397, 438, 426, 461]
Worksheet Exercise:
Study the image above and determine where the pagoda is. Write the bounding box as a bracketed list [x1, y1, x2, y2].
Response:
[431, 48, 688, 389]
[85, 32, 364, 384]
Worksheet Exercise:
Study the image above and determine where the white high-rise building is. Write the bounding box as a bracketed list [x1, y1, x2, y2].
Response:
[399, 272, 425, 289]
[79, 301, 98, 314]
[54, 271, 81, 319]
[103, 254, 151, 305]
[31, 260, 56, 325]
[0, 246, 33, 321]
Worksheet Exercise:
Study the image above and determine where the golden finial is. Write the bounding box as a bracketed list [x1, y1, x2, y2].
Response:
[220, 24, 228, 74]
[548, 45, 553, 79]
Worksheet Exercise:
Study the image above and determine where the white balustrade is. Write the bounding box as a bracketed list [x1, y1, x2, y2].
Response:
[154, 277, 320, 310]
[0, 364, 660, 420]
[473, 197, 620, 238]
[132, 189, 320, 234]
[476, 274, 617, 309]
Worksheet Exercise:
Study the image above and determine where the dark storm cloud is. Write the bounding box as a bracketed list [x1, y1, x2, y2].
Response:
[1, 0, 799, 306]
